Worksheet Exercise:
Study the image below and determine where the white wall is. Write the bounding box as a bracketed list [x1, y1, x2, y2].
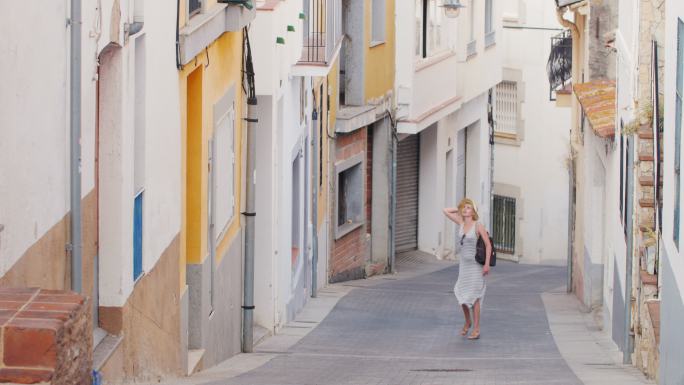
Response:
[0, 1, 97, 275]
[662, 0, 684, 303]
[98, 0, 182, 307]
[418, 94, 491, 258]
[251, 0, 312, 330]
[494, 0, 570, 265]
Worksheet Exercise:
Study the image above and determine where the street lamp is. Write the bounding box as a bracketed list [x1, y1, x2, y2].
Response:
[441, 0, 465, 18]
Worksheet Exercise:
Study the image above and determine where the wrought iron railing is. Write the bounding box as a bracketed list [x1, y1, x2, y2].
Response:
[492, 195, 516, 255]
[301, 0, 342, 64]
[547, 29, 572, 100]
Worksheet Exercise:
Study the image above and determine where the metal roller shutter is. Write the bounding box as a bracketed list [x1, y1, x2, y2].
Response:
[396, 135, 420, 253]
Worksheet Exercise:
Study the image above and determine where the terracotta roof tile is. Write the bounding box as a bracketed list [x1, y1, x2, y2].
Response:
[573, 80, 616, 138]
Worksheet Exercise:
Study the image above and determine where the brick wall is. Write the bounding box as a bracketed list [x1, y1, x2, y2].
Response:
[0, 288, 91, 385]
[331, 128, 369, 283]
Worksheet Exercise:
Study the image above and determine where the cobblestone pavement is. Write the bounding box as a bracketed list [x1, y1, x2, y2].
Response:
[204, 254, 588, 385]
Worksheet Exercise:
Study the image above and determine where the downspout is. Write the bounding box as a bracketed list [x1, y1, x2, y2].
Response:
[388, 111, 397, 274]
[70, 0, 83, 293]
[242, 26, 257, 353]
[311, 104, 319, 298]
[488, 89, 495, 231]
[556, 5, 579, 295]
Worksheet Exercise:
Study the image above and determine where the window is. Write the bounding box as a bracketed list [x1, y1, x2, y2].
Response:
[467, 0, 477, 56]
[213, 105, 236, 242]
[675, 19, 684, 248]
[371, 0, 386, 44]
[494, 81, 518, 136]
[335, 153, 364, 238]
[485, 0, 495, 47]
[492, 195, 516, 254]
[133, 35, 146, 282]
[189, 0, 202, 17]
[415, 0, 446, 59]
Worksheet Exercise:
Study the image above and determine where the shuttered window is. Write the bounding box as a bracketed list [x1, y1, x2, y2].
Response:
[495, 81, 518, 136]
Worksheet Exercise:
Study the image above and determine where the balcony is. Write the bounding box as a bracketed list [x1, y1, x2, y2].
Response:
[178, 0, 256, 66]
[293, 0, 343, 76]
[547, 30, 572, 101]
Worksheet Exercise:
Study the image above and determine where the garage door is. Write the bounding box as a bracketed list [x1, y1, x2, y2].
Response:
[396, 135, 420, 253]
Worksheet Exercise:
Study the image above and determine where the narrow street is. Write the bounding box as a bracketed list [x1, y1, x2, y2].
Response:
[156, 254, 652, 385]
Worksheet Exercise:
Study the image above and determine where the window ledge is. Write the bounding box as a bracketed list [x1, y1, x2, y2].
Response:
[493, 132, 521, 146]
[335, 221, 364, 240]
[414, 50, 457, 72]
[370, 40, 386, 48]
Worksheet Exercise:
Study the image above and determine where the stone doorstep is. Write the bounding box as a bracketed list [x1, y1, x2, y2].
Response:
[0, 287, 89, 384]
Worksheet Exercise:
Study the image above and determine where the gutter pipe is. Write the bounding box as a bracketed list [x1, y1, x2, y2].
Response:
[311, 100, 320, 297]
[242, 27, 257, 353]
[70, 0, 83, 293]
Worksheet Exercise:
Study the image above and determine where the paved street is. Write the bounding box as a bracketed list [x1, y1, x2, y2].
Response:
[156, 253, 652, 385]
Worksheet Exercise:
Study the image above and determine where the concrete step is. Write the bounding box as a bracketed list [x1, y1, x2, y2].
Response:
[187, 349, 205, 376]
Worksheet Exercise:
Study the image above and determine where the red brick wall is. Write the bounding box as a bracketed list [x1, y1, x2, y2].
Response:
[331, 128, 369, 283]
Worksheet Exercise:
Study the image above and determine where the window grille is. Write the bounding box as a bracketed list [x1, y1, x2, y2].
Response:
[492, 195, 515, 254]
[495, 81, 518, 135]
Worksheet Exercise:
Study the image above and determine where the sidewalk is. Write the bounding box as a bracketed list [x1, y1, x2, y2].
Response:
[135, 252, 653, 385]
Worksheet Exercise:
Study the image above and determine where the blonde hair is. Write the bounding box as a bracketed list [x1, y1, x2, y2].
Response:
[457, 198, 479, 221]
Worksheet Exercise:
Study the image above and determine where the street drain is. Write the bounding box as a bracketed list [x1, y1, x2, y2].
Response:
[410, 369, 473, 373]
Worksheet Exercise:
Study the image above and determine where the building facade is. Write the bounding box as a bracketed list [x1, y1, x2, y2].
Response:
[660, 1, 684, 383]
[395, 0, 502, 260]
[494, 0, 570, 265]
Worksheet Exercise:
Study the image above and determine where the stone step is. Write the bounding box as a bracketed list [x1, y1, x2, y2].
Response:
[646, 300, 661, 345]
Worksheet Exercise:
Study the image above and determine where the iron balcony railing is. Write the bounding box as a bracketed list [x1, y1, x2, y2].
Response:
[301, 0, 342, 64]
[547, 29, 572, 100]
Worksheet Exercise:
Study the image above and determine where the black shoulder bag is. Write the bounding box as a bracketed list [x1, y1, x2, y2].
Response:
[475, 232, 496, 266]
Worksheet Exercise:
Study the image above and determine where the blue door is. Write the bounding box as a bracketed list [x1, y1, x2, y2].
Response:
[133, 192, 143, 281]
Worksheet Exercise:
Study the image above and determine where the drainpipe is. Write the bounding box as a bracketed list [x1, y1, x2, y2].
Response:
[488, 89, 495, 231]
[242, 27, 257, 353]
[556, 5, 578, 294]
[70, 0, 83, 294]
[311, 104, 319, 298]
[388, 111, 397, 274]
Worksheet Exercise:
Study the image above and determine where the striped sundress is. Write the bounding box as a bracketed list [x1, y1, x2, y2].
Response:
[454, 222, 486, 308]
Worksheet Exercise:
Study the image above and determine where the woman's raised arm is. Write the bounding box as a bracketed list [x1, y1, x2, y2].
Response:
[443, 207, 464, 225]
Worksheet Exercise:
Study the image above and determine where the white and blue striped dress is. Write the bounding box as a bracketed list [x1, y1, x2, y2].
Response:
[454, 223, 486, 308]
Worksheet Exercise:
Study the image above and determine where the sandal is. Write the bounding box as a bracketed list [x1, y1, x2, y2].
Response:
[460, 323, 471, 336]
[467, 330, 480, 340]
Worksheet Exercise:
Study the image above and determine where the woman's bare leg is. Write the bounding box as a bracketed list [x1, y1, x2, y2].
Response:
[469, 299, 481, 338]
[460, 304, 471, 335]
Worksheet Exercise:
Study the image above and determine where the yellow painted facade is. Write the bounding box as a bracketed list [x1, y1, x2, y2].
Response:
[364, 0, 395, 101]
[178, 27, 245, 290]
[313, 59, 339, 227]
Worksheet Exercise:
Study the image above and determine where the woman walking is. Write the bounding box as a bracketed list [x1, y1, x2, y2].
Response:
[443, 198, 492, 340]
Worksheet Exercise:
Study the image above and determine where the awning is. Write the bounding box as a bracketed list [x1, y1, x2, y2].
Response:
[573, 80, 616, 138]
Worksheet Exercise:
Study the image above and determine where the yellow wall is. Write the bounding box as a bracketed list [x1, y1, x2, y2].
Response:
[179, 30, 245, 290]
[364, 0, 395, 101]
